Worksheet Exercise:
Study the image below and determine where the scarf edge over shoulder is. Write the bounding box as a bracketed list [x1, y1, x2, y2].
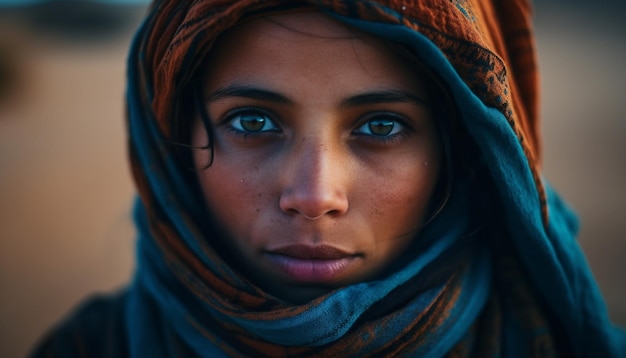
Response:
[121, 0, 626, 357]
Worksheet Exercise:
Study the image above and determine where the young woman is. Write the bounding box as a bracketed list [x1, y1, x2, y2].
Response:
[32, 0, 625, 357]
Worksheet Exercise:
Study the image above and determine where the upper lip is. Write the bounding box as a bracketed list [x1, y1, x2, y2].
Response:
[268, 244, 355, 260]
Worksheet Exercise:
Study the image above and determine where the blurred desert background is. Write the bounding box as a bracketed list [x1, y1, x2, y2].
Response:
[0, 1, 624, 357]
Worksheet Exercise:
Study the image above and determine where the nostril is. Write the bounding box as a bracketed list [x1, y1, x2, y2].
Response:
[301, 213, 325, 220]
[279, 192, 349, 220]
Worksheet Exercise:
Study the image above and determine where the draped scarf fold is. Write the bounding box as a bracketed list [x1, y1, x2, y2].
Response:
[123, 0, 626, 357]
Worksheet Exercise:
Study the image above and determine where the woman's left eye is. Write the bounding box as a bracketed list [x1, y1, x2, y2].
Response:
[227, 109, 279, 133]
[354, 115, 406, 137]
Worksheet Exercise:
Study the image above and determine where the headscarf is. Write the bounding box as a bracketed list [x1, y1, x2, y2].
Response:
[33, 0, 626, 357]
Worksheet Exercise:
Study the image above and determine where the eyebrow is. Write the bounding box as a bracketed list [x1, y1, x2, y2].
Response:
[206, 84, 428, 107]
[340, 90, 429, 107]
[207, 84, 292, 104]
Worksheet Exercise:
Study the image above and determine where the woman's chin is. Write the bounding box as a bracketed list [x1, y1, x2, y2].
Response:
[266, 283, 337, 305]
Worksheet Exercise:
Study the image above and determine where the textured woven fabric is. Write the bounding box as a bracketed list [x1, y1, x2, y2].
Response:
[31, 1, 625, 357]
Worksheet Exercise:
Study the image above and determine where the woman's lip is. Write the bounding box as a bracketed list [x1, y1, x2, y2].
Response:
[269, 244, 354, 259]
[264, 244, 359, 283]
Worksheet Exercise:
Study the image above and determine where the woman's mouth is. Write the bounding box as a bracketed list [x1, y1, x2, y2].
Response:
[264, 244, 359, 283]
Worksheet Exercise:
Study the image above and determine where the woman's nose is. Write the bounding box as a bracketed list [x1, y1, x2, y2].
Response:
[278, 141, 349, 220]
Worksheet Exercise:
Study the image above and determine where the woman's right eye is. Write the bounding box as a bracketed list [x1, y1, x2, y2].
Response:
[227, 109, 279, 133]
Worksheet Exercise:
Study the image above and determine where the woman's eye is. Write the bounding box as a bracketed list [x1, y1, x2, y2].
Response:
[355, 116, 405, 137]
[229, 110, 279, 133]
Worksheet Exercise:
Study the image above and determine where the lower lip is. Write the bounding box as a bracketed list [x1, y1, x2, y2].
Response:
[265, 254, 356, 283]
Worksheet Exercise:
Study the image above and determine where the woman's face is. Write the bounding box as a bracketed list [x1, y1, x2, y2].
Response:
[192, 11, 442, 303]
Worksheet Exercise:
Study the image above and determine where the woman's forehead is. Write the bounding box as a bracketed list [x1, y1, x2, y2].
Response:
[204, 10, 431, 100]
[235, 9, 361, 40]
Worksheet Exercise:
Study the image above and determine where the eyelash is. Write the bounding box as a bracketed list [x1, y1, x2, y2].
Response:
[219, 107, 410, 143]
[221, 107, 281, 138]
[352, 112, 410, 144]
